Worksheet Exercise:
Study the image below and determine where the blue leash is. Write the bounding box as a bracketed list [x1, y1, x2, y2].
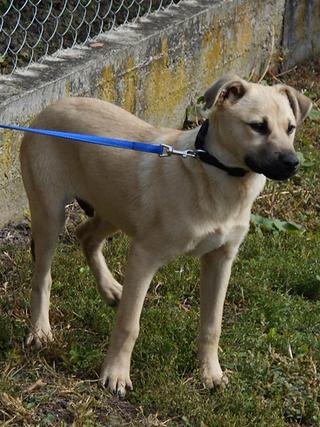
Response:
[0, 123, 200, 158]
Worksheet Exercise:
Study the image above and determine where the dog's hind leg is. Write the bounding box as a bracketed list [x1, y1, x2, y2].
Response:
[26, 199, 65, 349]
[76, 216, 122, 305]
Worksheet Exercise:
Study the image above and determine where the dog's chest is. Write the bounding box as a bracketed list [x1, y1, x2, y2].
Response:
[187, 224, 246, 257]
[186, 175, 266, 257]
[188, 232, 225, 256]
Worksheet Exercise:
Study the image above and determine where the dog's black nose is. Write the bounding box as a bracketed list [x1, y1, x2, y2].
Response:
[279, 152, 299, 171]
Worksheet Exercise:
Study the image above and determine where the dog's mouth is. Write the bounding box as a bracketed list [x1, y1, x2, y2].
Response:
[244, 151, 300, 181]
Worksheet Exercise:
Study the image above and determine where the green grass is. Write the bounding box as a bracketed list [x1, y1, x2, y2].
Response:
[1, 232, 320, 426]
[1, 63, 320, 425]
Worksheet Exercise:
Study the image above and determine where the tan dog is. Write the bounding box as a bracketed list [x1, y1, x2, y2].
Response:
[20, 75, 312, 397]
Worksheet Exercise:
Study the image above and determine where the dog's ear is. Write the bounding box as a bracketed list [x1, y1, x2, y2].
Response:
[204, 74, 247, 109]
[276, 85, 312, 126]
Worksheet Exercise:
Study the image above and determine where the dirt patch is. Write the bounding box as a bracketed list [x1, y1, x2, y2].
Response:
[0, 202, 88, 250]
[0, 220, 31, 247]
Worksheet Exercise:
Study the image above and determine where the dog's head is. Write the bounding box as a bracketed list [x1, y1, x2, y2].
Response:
[204, 74, 312, 180]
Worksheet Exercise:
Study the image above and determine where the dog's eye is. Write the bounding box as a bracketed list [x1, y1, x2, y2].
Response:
[287, 124, 296, 135]
[248, 122, 269, 135]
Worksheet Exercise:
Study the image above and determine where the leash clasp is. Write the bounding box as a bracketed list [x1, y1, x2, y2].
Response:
[160, 144, 203, 158]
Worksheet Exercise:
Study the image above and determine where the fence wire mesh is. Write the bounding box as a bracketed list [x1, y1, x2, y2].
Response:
[0, 0, 181, 75]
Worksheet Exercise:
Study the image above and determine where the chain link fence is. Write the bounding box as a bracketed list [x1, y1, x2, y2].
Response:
[0, 0, 181, 75]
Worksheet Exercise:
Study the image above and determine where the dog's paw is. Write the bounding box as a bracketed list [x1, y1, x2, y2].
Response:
[100, 362, 133, 398]
[201, 362, 228, 389]
[26, 327, 53, 349]
[99, 280, 122, 306]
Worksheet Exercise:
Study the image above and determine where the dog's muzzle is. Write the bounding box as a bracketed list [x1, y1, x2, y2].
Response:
[244, 150, 300, 181]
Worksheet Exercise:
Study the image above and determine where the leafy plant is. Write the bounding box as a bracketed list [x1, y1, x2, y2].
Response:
[308, 107, 320, 122]
[250, 214, 304, 233]
[296, 151, 316, 168]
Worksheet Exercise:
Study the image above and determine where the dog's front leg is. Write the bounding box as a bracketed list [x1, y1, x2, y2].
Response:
[199, 243, 239, 388]
[101, 241, 163, 398]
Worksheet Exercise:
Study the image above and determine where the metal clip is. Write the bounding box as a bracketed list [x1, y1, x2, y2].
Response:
[160, 144, 204, 158]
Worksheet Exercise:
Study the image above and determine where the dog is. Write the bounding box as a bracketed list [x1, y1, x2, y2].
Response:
[19, 74, 312, 397]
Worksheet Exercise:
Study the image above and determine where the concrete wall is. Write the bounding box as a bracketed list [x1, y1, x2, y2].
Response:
[282, 0, 320, 69]
[0, 0, 316, 226]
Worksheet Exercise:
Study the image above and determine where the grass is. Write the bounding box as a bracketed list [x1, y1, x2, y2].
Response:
[1, 62, 320, 426]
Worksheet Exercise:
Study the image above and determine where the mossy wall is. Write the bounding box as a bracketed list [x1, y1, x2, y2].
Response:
[282, 0, 320, 68]
[0, 0, 317, 226]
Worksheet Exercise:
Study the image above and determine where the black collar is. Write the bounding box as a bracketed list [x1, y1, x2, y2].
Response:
[195, 119, 247, 177]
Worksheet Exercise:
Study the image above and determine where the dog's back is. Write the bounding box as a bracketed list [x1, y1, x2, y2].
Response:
[20, 97, 183, 234]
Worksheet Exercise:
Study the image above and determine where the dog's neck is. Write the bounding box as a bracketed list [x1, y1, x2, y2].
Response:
[194, 120, 248, 177]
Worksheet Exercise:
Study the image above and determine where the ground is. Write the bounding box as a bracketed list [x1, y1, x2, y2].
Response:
[0, 61, 320, 426]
